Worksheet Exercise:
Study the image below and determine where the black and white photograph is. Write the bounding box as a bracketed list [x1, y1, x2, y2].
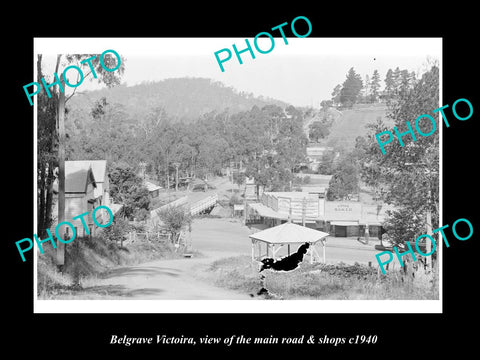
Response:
[7, 7, 478, 356]
[32, 37, 442, 313]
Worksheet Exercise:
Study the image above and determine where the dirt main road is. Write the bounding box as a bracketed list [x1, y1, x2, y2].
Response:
[80, 218, 255, 300]
[89, 250, 253, 300]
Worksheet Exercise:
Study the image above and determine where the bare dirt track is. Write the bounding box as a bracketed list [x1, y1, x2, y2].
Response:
[87, 251, 253, 300]
[78, 218, 255, 300]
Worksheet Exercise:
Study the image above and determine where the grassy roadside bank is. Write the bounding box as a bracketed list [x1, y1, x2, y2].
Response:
[37, 235, 189, 299]
[203, 255, 439, 300]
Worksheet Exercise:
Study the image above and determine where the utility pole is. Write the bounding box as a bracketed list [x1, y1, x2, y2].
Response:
[405, 162, 436, 272]
[243, 193, 247, 225]
[425, 188, 433, 270]
[243, 177, 248, 226]
[302, 197, 306, 227]
[365, 223, 370, 244]
[56, 57, 66, 271]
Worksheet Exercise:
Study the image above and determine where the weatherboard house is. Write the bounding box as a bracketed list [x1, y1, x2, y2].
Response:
[51, 161, 98, 236]
[51, 160, 121, 236]
[70, 160, 110, 207]
[143, 180, 162, 199]
[305, 146, 335, 172]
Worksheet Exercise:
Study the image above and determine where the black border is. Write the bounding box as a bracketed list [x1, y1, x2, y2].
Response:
[7, 5, 478, 356]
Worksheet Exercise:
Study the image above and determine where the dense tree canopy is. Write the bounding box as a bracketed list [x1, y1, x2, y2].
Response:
[326, 154, 360, 201]
[65, 98, 309, 195]
[309, 121, 330, 142]
[156, 204, 192, 244]
[108, 163, 150, 220]
[355, 64, 439, 246]
[325, 67, 418, 108]
[369, 70, 381, 103]
[339, 67, 363, 108]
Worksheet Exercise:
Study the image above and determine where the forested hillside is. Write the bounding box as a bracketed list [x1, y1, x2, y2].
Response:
[64, 77, 309, 194]
[67, 77, 288, 122]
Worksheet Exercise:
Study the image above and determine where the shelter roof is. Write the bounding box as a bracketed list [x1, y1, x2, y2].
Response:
[249, 222, 329, 244]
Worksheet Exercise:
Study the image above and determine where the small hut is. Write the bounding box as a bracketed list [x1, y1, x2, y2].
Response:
[249, 222, 329, 264]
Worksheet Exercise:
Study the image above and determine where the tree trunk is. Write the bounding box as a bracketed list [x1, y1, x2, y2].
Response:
[37, 54, 47, 236]
[165, 154, 170, 191]
[56, 54, 66, 269]
[175, 165, 179, 192]
[38, 162, 46, 236]
[166, 169, 170, 191]
[45, 161, 55, 230]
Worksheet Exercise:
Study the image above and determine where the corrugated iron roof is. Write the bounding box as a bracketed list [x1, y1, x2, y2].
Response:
[248, 202, 289, 220]
[143, 180, 162, 192]
[264, 191, 318, 199]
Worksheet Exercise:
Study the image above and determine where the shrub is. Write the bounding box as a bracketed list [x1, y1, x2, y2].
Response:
[228, 193, 243, 207]
[157, 204, 192, 243]
[134, 208, 149, 221]
[98, 216, 132, 245]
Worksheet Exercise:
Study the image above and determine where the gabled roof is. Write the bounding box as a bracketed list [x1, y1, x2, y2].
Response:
[143, 180, 162, 192]
[64, 162, 96, 193]
[67, 160, 107, 183]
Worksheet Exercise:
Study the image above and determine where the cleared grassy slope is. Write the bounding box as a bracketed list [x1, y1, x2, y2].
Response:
[325, 104, 392, 151]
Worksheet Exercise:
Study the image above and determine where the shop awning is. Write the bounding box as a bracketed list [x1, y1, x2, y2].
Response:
[248, 202, 289, 220]
[359, 220, 383, 226]
[330, 221, 359, 226]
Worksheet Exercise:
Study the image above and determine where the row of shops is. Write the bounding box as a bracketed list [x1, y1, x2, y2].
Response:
[245, 192, 393, 238]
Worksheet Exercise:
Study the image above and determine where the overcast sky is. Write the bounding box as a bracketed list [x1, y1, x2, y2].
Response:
[35, 38, 441, 107]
